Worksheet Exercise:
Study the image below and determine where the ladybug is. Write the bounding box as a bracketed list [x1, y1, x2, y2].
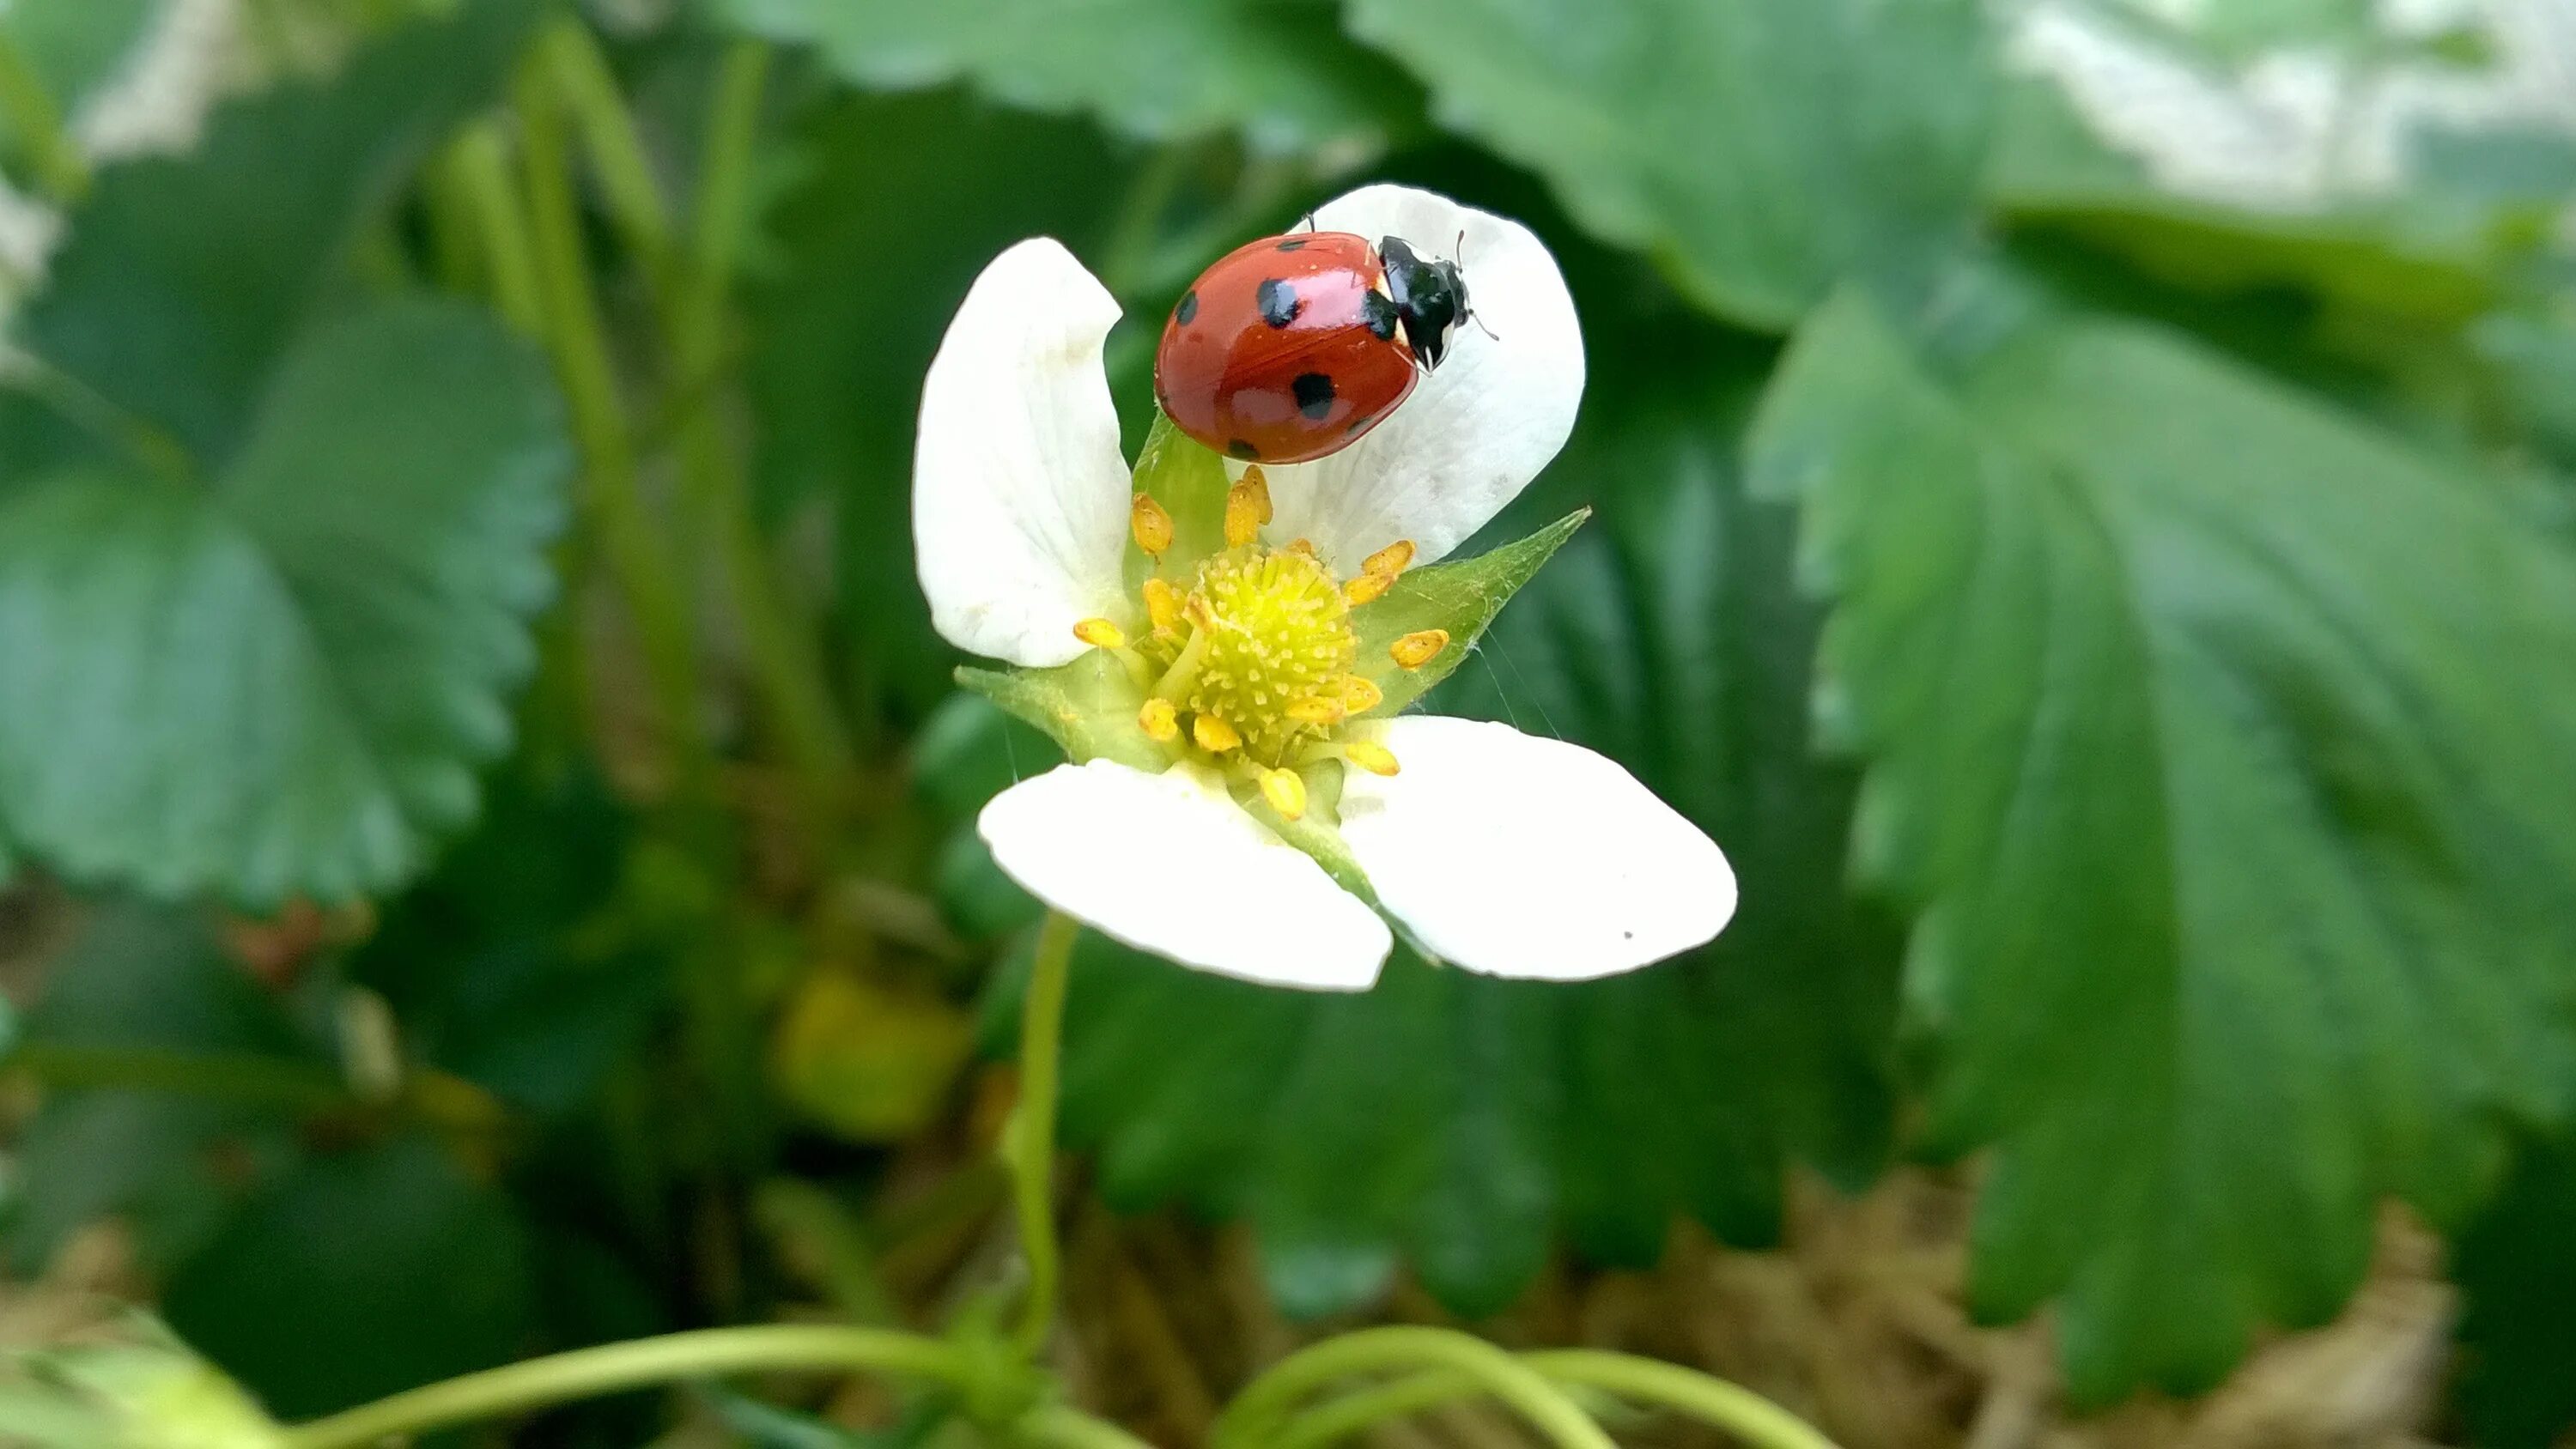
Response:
[1154, 230, 1472, 465]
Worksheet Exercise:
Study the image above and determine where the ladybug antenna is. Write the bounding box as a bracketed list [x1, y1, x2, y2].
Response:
[1300, 210, 1318, 233]
[1455, 228, 1468, 263]
[1467, 307, 1501, 342]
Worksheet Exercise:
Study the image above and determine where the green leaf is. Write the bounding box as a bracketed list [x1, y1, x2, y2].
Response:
[997, 352, 1899, 1318]
[1986, 77, 2518, 324]
[0, 300, 570, 906]
[956, 655, 1162, 773]
[2453, 1128, 2576, 1449]
[1343, 0, 1994, 330]
[1352, 508, 1585, 716]
[350, 764, 670, 1117]
[3, 904, 316, 1277]
[0, 0, 538, 477]
[1743, 276, 2576, 1402]
[709, 0, 1417, 155]
[163, 1134, 538, 1420]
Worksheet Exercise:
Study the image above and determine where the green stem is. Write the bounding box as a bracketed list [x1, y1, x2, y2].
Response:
[548, 23, 854, 816]
[676, 39, 856, 809]
[441, 121, 546, 336]
[1525, 1350, 1842, 1449]
[0, 26, 88, 202]
[1266, 1370, 1476, 1449]
[540, 17, 673, 290]
[515, 58, 713, 785]
[1213, 1328, 1613, 1449]
[277, 1325, 969, 1449]
[1265, 1351, 1842, 1449]
[1007, 912, 1080, 1357]
[1015, 1404, 1159, 1449]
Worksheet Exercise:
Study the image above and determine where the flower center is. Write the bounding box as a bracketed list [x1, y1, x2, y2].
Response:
[1151, 545, 1355, 767]
[1072, 464, 1453, 818]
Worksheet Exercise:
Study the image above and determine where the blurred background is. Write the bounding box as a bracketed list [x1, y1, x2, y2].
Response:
[2, 0, 2573, 1445]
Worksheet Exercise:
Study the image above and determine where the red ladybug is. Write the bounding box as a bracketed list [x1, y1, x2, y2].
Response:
[1153, 230, 1472, 465]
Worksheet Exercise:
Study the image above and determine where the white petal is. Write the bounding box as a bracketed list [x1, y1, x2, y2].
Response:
[1256, 185, 1585, 575]
[914, 238, 1131, 667]
[1337, 718, 1735, 981]
[979, 759, 1392, 991]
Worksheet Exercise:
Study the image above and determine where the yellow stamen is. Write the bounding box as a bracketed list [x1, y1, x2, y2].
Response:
[1131, 492, 1174, 556]
[1224, 468, 1273, 547]
[1343, 572, 1391, 607]
[1073, 617, 1127, 649]
[1142, 577, 1185, 635]
[1260, 767, 1308, 821]
[1344, 740, 1401, 776]
[1285, 696, 1346, 725]
[1337, 675, 1383, 713]
[1192, 712, 1242, 754]
[1362, 540, 1416, 579]
[1285, 537, 1317, 557]
[1138, 697, 1179, 743]
[1389, 628, 1449, 670]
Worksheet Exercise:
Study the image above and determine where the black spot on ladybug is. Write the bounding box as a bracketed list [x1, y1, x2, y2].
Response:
[1292, 372, 1336, 420]
[1174, 288, 1198, 324]
[1344, 413, 1373, 435]
[1229, 438, 1261, 461]
[1256, 277, 1301, 329]
[1358, 289, 1398, 342]
[1276, 238, 1308, 252]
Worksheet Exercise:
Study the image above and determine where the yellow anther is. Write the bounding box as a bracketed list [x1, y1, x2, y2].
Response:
[1343, 572, 1391, 606]
[1336, 675, 1383, 713]
[1224, 468, 1273, 547]
[1192, 712, 1242, 753]
[1138, 697, 1179, 743]
[1285, 537, 1318, 557]
[1389, 628, 1449, 670]
[1073, 617, 1127, 649]
[1142, 577, 1185, 635]
[1362, 540, 1416, 579]
[1131, 492, 1174, 556]
[1285, 696, 1346, 725]
[1344, 740, 1401, 776]
[1260, 767, 1309, 821]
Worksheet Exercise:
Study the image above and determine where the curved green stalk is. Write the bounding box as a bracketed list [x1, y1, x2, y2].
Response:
[1261, 1349, 1844, 1449]
[1009, 912, 1081, 1356]
[1526, 1350, 1842, 1449]
[1015, 1404, 1160, 1449]
[278, 1326, 968, 1449]
[1212, 1327, 1613, 1449]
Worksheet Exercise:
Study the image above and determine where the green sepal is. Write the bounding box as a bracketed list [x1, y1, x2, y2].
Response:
[953, 658, 1163, 773]
[1353, 508, 1589, 715]
[1125, 413, 1231, 587]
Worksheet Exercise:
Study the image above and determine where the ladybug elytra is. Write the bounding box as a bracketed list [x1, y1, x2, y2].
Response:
[1153, 230, 1473, 466]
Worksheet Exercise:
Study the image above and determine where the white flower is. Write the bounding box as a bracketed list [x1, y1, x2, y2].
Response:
[915, 184, 1736, 991]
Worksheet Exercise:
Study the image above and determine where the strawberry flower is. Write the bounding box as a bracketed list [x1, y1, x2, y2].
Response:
[914, 184, 1735, 991]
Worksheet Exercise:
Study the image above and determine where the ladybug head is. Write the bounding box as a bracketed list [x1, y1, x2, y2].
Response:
[1378, 236, 1472, 373]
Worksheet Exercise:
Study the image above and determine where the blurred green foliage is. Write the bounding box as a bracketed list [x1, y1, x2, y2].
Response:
[0, 0, 2572, 1441]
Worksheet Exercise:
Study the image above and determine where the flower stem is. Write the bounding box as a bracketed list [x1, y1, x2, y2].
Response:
[516, 58, 712, 787]
[1525, 1350, 1842, 1449]
[1212, 1327, 1614, 1449]
[544, 21, 855, 819]
[276, 1326, 969, 1449]
[1007, 912, 1081, 1357]
[1261, 1350, 1844, 1449]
